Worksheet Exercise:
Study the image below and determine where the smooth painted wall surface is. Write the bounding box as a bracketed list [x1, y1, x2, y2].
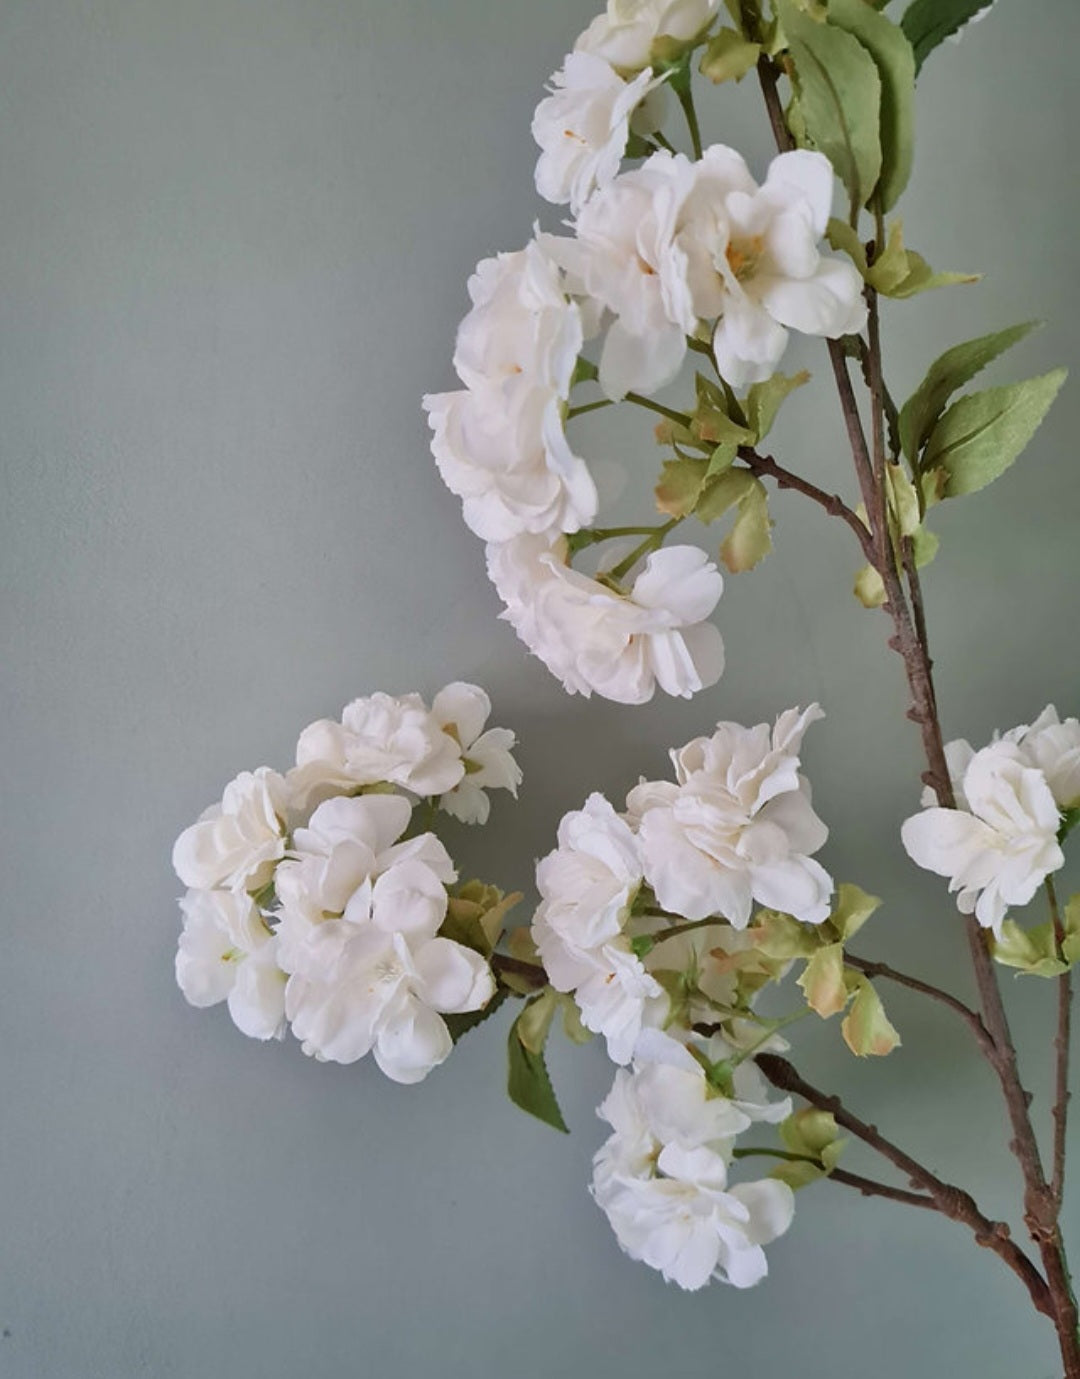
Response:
[3, 2, 1078, 1375]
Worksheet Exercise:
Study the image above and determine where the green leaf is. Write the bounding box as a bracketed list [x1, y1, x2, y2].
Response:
[853, 562, 885, 608]
[750, 909, 822, 959]
[826, 0, 916, 212]
[866, 221, 978, 298]
[1063, 896, 1080, 967]
[656, 455, 708, 516]
[992, 919, 1068, 978]
[507, 1006, 569, 1133]
[700, 28, 762, 81]
[721, 475, 773, 571]
[444, 987, 508, 1044]
[696, 467, 755, 524]
[560, 995, 594, 1045]
[744, 371, 810, 440]
[705, 442, 739, 479]
[516, 987, 560, 1055]
[777, 0, 882, 214]
[442, 883, 522, 957]
[922, 370, 1067, 498]
[826, 217, 868, 272]
[842, 979, 901, 1056]
[900, 0, 996, 74]
[898, 321, 1041, 462]
[828, 883, 882, 942]
[798, 943, 848, 1017]
[771, 1158, 825, 1189]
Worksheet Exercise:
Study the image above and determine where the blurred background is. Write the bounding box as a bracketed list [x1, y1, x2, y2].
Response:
[2, 1, 1078, 1374]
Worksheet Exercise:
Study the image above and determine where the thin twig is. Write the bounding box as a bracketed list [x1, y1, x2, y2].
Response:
[844, 952, 992, 1053]
[829, 1167, 940, 1212]
[1047, 877, 1073, 1211]
[737, 446, 873, 561]
[755, 1054, 1054, 1317]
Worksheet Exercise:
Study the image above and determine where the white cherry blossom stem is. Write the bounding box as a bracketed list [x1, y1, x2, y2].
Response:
[1047, 877, 1073, 1211]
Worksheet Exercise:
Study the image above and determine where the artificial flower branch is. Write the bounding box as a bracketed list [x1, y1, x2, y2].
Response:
[175, 2, 1080, 1370]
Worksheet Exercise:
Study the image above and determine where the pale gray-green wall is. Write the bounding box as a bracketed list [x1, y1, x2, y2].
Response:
[3, 2, 1078, 1375]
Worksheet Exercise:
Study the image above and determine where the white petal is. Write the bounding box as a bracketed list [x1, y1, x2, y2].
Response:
[412, 938, 495, 1013]
[373, 997, 453, 1084]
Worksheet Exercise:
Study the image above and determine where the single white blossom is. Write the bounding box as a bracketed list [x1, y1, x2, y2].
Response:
[424, 376, 597, 542]
[632, 705, 833, 926]
[431, 681, 522, 825]
[275, 795, 494, 1082]
[424, 240, 598, 542]
[532, 53, 655, 215]
[175, 888, 287, 1040]
[288, 692, 464, 814]
[902, 740, 1065, 936]
[678, 146, 866, 387]
[592, 1030, 793, 1290]
[545, 151, 698, 398]
[452, 239, 585, 395]
[486, 536, 724, 704]
[576, 0, 720, 73]
[532, 793, 664, 1062]
[172, 767, 288, 894]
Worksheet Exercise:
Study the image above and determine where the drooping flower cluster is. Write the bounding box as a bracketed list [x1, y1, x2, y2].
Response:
[172, 684, 520, 1081]
[592, 1029, 794, 1290]
[532, 705, 832, 1062]
[902, 706, 1079, 935]
[425, 0, 865, 706]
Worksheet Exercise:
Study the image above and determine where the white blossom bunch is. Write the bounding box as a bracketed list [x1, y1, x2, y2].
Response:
[172, 684, 521, 1082]
[424, 0, 864, 709]
[532, 704, 832, 1062]
[592, 1030, 793, 1290]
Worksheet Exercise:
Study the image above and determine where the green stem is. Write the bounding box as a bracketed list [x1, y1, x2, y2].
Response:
[672, 70, 704, 159]
[608, 517, 682, 582]
[566, 399, 615, 420]
[624, 391, 694, 428]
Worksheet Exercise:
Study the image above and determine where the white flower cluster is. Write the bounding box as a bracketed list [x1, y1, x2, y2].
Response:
[902, 706, 1080, 935]
[592, 1029, 794, 1290]
[425, 0, 865, 705]
[171, 685, 520, 1082]
[532, 705, 832, 1063]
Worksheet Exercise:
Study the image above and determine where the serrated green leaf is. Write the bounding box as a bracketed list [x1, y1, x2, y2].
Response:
[842, 979, 900, 1056]
[696, 467, 754, 523]
[922, 370, 1067, 498]
[865, 221, 978, 298]
[898, 321, 1041, 462]
[853, 562, 885, 608]
[656, 455, 709, 516]
[722, 475, 773, 571]
[901, 0, 996, 74]
[701, 28, 762, 81]
[992, 919, 1068, 978]
[827, 0, 916, 212]
[829, 883, 882, 941]
[560, 995, 594, 1045]
[507, 1008, 568, 1133]
[750, 909, 822, 959]
[744, 371, 810, 440]
[826, 217, 868, 272]
[777, 0, 882, 214]
[444, 987, 508, 1044]
[442, 884, 522, 957]
[798, 943, 848, 1017]
[705, 442, 739, 479]
[516, 988, 560, 1055]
